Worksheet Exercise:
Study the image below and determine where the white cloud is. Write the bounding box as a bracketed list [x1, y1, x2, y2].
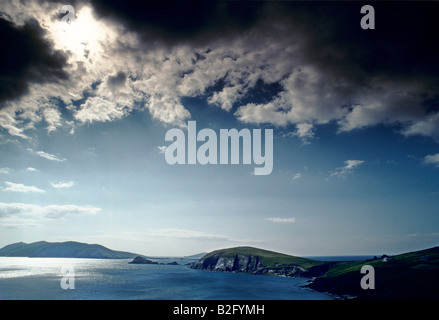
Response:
[36, 151, 66, 162]
[43, 107, 63, 134]
[151, 228, 232, 241]
[0, 202, 100, 227]
[266, 217, 296, 224]
[234, 65, 349, 127]
[27, 149, 66, 162]
[26, 167, 38, 172]
[3, 182, 45, 193]
[50, 181, 74, 189]
[344, 160, 364, 170]
[423, 153, 439, 167]
[288, 123, 316, 145]
[292, 173, 302, 180]
[156, 146, 167, 154]
[0, 168, 12, 174]
[74, 96, 127, 124]
[402, 113, 439, 142]
[330, 160, 364, 178]
[0, 110, 29, 139]
[148, 228, 261, 244]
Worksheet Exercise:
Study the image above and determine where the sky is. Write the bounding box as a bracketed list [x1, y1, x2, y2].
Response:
[0, 0, 438, 257]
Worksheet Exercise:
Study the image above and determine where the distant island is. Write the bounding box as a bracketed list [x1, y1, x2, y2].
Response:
[129, 256, 179, 265]
[0, 241, 142, 259]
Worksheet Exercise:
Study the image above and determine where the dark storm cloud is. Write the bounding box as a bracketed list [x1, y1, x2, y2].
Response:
[0, 17, 69, 108]
[290, 2, 439, 87]
[88, 1, 439, 137]
[1, 1, 438, 140]
[106, 71, 127, 87]
[281, 1, 439, 127]
[90, 1, 439, 87]
[90, 0, 264, 44]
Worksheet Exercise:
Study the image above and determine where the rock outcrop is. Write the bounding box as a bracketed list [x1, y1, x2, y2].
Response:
[129, 256, 158, 264]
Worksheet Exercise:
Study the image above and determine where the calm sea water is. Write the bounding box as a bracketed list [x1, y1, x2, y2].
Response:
[0, 257, 336, 300]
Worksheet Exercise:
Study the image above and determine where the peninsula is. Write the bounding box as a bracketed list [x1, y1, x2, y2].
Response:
[190, 245, 439, 300]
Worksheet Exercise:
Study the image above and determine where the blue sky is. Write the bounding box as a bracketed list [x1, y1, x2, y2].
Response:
[0, 1, 438, 256]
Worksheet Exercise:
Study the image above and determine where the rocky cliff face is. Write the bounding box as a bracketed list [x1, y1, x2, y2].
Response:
[190, 252, 307, 276]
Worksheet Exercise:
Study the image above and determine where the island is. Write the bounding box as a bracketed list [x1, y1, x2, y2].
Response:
[129, 256, 159, 264]
[129, 256, 180, 265]
[0, 241, 142, 259]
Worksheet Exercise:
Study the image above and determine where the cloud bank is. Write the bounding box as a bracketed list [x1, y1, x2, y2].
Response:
[0, 1, 438, 145]
[0, 202, 101, 227]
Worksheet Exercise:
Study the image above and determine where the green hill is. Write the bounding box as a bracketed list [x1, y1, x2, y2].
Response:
[191, 246, 324, 276]
[0, 241, 142, 259]
[307, 246, 439, 300]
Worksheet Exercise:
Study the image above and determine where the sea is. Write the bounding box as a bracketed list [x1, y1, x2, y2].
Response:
[0, 256, 374, 300]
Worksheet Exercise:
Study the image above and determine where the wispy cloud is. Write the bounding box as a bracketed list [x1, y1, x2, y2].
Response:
[292, 173, 302, 181]
[35, 150, 66, 162]
[26, 167, 38, 172]
[423, 153, 439, 167]
[27, 148, 66, 162]
[148, 228, 262, 244]
[289, 123, 316, 145]
[0, 167, 12, 174]
[407, 233, 439, 238]
[0, 202, 101, 224]
[156, 146, 167, 154]
[43, 204, 100, 219]
[330, 160, 364, 178]
[152, 228, 232, 241]
[50, 181, 74, 189]
[266, 217, 296, 224]
[3, 181, 45, 193]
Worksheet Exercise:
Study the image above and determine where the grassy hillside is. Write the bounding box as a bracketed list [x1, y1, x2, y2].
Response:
[321, 246, 439, 278]
[196, 246, 325, 272]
